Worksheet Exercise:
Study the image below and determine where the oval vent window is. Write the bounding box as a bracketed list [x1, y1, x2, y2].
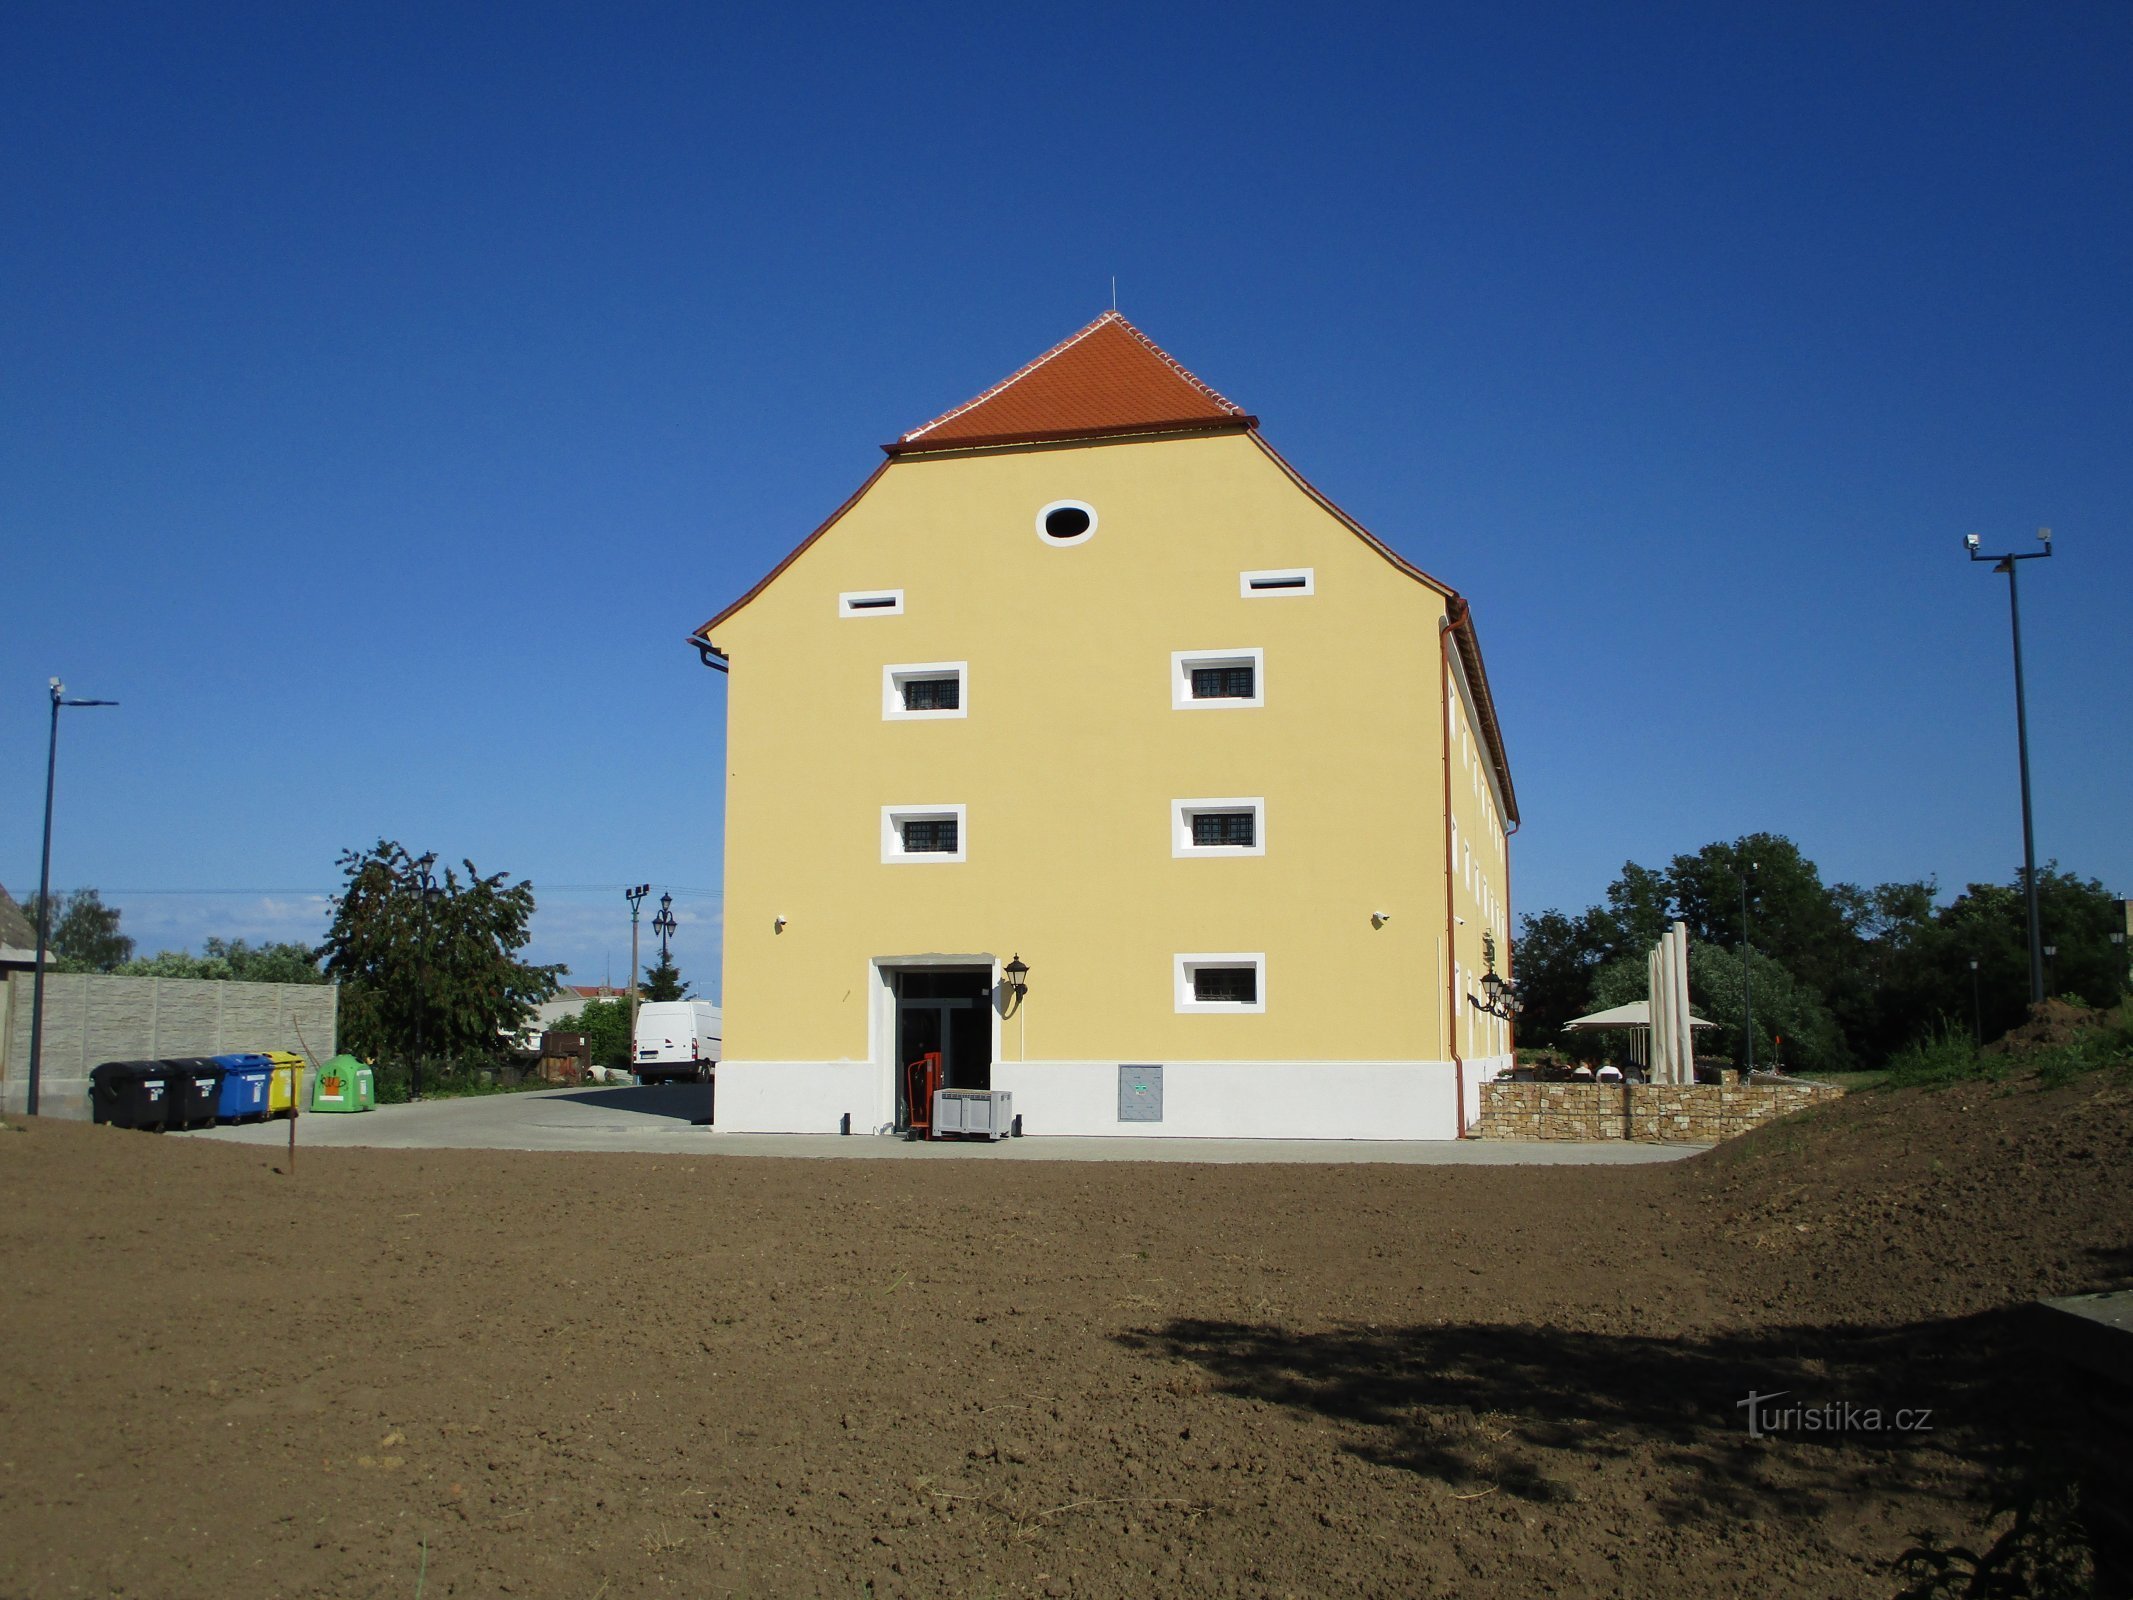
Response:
[1037, 500, 1096, 544]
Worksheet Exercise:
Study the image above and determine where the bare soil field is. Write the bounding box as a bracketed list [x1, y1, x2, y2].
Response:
[3, 1074, 2129, 1599]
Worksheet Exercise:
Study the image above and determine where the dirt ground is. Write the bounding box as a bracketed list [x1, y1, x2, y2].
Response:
[3, 1073, 2130, 1599]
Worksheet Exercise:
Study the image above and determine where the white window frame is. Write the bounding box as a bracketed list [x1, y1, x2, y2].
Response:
[1171, 647, 1264, 711]
[840, 588, 905, 618]
[1175, 952, 1267, 1014]
[882, 661, 969, 721]
[881, 804, 967, 864]
[1035, 499, 1097, 547]
[1171, 797, 1267, 858]
[1239, 567, 1314, 597]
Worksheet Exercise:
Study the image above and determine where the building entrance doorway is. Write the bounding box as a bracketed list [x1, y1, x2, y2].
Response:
[892, 966, 994, 1128]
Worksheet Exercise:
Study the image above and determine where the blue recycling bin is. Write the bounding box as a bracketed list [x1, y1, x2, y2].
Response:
[211, 1053, 273, 1122]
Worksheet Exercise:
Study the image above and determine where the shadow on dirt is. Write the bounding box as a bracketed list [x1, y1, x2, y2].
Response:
[1120, 1311, 2068, 1523]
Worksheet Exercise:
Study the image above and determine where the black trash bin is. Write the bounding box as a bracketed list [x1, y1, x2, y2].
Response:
[89, 1060, 177, 1130]
[160, 1058, 226, 1130]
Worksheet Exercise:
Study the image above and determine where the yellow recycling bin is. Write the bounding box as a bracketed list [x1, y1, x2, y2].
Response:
[265, 1050, 308, 1118]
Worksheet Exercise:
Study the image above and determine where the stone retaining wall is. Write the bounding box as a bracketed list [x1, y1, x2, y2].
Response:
[1473, 1078, 1842, 1142]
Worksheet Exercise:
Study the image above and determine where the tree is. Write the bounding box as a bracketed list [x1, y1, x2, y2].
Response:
[552, 997, 632, 1067]
[319, 841, 563, 1069]
[116, 938, 328, 984]
[22, 888, 134, 972]
[640, 951, 690, 1002]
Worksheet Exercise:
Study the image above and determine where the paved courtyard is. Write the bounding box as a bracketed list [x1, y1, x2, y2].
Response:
[184, 1082, 1705, 1162]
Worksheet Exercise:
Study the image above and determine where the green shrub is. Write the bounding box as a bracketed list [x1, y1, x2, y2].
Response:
[1883, 1025, 2006, 1089]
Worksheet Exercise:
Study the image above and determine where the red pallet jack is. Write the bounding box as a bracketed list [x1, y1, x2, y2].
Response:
[903, 1050, 943, 1139]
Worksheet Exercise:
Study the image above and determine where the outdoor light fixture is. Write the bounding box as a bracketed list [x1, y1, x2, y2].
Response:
[652, 891, 677, 961]
[1468, 931, 1520, 1021]
[1004, 954, 1029, 1000]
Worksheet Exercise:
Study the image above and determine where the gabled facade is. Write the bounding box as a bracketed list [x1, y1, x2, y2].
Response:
[691, 313, 1516, 1139]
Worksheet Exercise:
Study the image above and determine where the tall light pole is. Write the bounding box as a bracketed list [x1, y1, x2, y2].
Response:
[1966, 528, 2052, 1005]
[625, 884, 651, 1060]
[405, 851, 442, 1101]
[1738, 856, 1758, 1076]
[27, 678, 118, 1117]
[1968, 957, 1982, 1045]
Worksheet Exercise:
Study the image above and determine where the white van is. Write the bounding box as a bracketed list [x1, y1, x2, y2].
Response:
[633, 1000, 722, 1085]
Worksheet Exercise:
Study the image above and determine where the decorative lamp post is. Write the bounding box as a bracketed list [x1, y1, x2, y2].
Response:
[652, 892, 677, 963]
[1966, 528, 2053, 1004]
[1968, 957, 1982, 1045]
[2042, 943, 2057, 996]
[26, 678, 118, 1117]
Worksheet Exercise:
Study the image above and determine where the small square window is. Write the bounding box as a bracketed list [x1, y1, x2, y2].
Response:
[1193, 812, 1253, 847]
[1192, 666, 1254, 700]
[902, 818, 957, 852]
[1172, 648, 1264, 710]
[882, 805, 966, 864]
[1175, 952, 1267, 1013]
[1172, 797, 1267, 858]
[883, 662, 968, 720]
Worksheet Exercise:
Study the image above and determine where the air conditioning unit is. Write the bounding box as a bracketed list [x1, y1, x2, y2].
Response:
[931, 1088, 1013, 1142]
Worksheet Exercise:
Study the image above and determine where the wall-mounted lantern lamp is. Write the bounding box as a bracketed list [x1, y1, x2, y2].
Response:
[1467, 930, 1521, 1021]
[1004, 954, 1029, 1000]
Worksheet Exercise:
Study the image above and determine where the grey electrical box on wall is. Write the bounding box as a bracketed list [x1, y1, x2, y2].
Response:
[1118, 1064, 1163, 1122]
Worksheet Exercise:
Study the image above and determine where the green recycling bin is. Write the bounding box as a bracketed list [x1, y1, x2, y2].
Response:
[309, 1053, 377, 1113]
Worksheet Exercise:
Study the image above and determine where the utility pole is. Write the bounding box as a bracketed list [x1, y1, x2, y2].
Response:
[625, 884, 651, 1063]
[1966, 528, 2053, 1005]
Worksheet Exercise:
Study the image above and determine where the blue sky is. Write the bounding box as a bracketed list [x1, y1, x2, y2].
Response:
[5, 2, 2129, 999]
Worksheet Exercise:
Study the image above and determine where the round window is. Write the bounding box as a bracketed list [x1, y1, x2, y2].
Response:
[1037, 500, 1097, 545]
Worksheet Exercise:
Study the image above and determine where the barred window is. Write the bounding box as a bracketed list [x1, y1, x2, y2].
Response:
[1192, 966, 1257, 1005]
[1191, 811, 1255, 848]
[901, 676, 960, 712]
[1191, 665, 1255, 700]
[901, 818, 958, 853]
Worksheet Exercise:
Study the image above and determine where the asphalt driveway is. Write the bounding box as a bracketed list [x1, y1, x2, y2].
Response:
[183, 1083, 1706, 1163]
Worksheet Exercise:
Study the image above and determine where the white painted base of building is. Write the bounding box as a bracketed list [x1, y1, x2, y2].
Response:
[715, 1057, 1511, 1141]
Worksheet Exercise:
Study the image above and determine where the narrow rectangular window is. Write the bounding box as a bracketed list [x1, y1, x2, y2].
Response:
[1191, 665, 1255, 699]
[883, 661, 969, 720]
[840, 589, 905, 617]
[902, 818, 958, 853]
[1192, 966, 1257, 1005]
[1191, 811, 1255, 848]
[1241, 568, 1315, 596]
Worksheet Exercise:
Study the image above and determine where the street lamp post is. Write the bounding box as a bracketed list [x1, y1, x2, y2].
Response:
[1968, 957, 1982, 1045]
[2042, 943, 2057, 997]
[26, 678, 118, 1117]
[1966, 528, 2053, 1005]
[1739, 858, 1758, 1077]
[405, 851, 442, 1100]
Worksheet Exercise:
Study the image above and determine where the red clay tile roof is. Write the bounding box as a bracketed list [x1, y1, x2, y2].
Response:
[888, 311, 1254, 455]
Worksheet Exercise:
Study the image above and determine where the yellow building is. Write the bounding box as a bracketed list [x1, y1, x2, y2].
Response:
[690, 313, 1516, 1139]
